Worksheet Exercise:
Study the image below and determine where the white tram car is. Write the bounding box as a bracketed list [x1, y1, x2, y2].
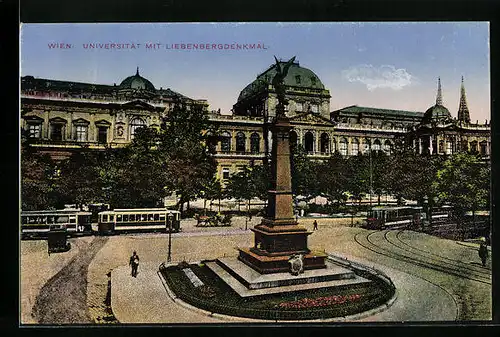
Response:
[21, 209, 92, 238]
[97, 208, 181, 234]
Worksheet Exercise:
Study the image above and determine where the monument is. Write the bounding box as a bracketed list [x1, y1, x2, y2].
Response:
[237, 56, 328, 274]
[205, 57, 369, 298]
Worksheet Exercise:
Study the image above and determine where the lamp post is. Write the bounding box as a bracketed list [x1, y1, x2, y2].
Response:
[167, 213, 172, 263]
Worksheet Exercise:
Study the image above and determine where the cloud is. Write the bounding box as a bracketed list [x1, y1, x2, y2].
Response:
[341, 64, 415, 91]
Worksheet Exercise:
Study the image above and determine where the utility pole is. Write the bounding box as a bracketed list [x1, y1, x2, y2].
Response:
[167, 213, 172, 263]
[369, 145, 373, 207]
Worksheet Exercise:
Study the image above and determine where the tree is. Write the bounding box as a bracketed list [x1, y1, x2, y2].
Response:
[316, 152, 348, 209]
[386, 149, 442, 205]
[433, 153, 490, 238]
[345, 153, 370, 205]
[56, 150, 104, 209]
[21, 130, 61, 210]
[202, 177, 225, 213]
[159, 101, 218, 215]
[371, 150, 391, 205]
[290, 144, 319, 201]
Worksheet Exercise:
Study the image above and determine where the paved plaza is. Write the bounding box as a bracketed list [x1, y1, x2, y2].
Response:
[20, 216, 492, 324]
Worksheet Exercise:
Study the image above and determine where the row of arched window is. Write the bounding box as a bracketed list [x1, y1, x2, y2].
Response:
[290, 130, 392, 156]
[218, 132, 261, 154]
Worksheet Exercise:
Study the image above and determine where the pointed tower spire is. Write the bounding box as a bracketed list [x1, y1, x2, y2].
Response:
[458, 76, 471, 123]
[436, 77, 443, 106]
[136, 66, 139, 76]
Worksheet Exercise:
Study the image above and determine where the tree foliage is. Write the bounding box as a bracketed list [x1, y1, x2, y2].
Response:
[434, 153, 490, 215]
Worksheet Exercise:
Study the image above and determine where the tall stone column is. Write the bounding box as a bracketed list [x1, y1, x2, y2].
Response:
[238, 103, 327, 274]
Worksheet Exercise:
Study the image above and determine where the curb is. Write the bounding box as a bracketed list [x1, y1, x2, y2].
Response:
[156, 259, 398, 323]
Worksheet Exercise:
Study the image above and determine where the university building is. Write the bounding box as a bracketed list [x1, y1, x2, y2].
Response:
[21, 60, 491, 181]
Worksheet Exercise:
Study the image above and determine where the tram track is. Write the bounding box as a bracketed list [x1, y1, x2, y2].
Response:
[392, 230, 491, 275]
[354, 230, 460, 320]
[353, 231, 491, 286]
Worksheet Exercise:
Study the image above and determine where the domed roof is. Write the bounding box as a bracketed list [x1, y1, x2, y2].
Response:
[119, 67, 155, 91]
[238, 60, 325, 101]
[421, 77, 453, 124]
[422, 104, 452, 124]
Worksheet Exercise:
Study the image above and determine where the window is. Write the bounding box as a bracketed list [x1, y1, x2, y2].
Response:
[116, 214, 122, 222]
[446, 141, 452, 155]
[384, 140, 392, 154]
[295, 75, 301, 84]
[310, 76, 317, 86]
[250, 133, 260, 153]
[373, 140, 381, 151]
[339, 138, 348, 156]
[27, 124, 41, 138]
[222, 167, 230, 180]
[221, 132, 231, 152]
[110, 215, 114, 222]
[289, 131, 298, 150]
[130, 118, 146, 139]
[480, 141, 487, 155]
[470, 141, 478, 153]
[351, 139, 359, 156]
[304, 132, 314, 153]
[364, 139, 371, 153]
[438, 140, 444, 154]
[50, 124, 64, 141]
[311, 104, 319, 113]
[296, 102, 303, 112]
[98, 126, 108, 143]
[154, 214, 160, 221]
[320, 133, 329, 154]
[236, 132, 246, 153]
[75, 125, 88, 141]
[103, 215, 108, 222]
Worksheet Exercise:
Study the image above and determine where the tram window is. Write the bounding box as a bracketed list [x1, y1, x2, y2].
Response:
[159, 214, 166, 220]
[103, 215, 108, 222]
[116, 214, 122, 222]
[154, 214, 159, 221]
[123, 215, 129, 222]
[109, 215, 114, 222]
[69, 216, 76, 223]
[141, 214, 147, 221]
[148, 214, 154, 221]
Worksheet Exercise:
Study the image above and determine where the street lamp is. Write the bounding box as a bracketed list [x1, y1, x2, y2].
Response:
[167, 213, 173, 263]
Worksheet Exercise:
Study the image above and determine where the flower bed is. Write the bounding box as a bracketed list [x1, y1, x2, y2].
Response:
[160, 261, 395, 321]
[277, 294, 362, 309]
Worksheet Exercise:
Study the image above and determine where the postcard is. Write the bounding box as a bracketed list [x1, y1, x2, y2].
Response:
[20, 22, 491, 325]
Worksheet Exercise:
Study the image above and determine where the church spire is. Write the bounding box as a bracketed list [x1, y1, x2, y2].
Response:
[458, 76, 471, 123]
[436, 77, 443, 106]
[136, 66, 139, 76]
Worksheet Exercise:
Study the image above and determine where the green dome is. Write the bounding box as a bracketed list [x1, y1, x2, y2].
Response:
[119, 68, 155, 91]
[238, 61, 324, 101]
[422, 104, 452, 124]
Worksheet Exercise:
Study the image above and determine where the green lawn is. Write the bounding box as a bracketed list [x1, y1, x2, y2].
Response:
[160, 261, 394, 320]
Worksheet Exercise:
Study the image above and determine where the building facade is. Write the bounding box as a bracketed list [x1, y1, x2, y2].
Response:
[21, 61, 491, 181]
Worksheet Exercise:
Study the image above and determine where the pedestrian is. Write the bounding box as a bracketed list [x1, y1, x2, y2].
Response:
[478, 241, 488, 267]
[313, 220, 318, 231]
[129, 251, 140, 277]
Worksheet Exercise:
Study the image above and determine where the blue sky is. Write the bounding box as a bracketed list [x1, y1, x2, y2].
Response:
[20, 22, 490, 121]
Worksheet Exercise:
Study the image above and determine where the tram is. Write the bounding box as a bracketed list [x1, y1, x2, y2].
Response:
[21, 209, 93, 238]
[365, 206, 425, 230]
[97, 208, 181, 235]
[430, 205, 453, 224]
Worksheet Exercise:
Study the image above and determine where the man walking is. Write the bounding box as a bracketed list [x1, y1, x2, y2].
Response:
[478, 241, 488, 267]
[313, 220, 318, 231]
[129, 251, 140, 277]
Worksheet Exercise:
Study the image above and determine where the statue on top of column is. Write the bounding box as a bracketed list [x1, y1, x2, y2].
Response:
[272, 56, 296, 115]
